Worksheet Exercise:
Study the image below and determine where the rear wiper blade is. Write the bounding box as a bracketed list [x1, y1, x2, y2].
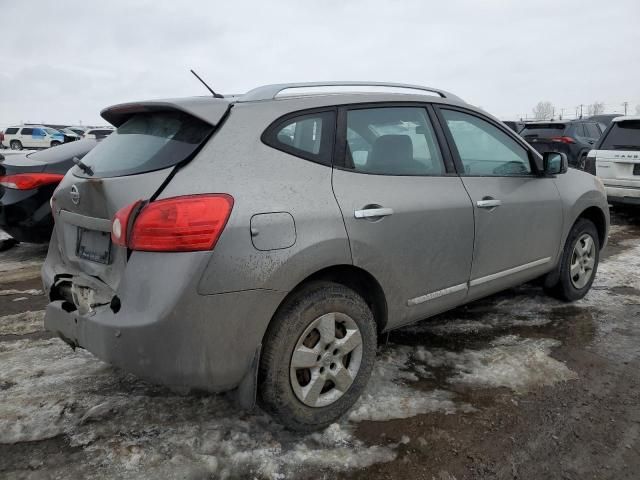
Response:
[73, 156, 94, 176]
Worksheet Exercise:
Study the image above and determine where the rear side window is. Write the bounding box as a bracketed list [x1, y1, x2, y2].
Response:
[77, 111, 214, 178]
[584, 123, 601, 138]
[21, 128, 33, 135]
[5, 128, 18, 135]
[263, 111, 335, 165]
[344, 107, 444, 175]
[599, 120, 640, 150]
[572, 123, 586, 137]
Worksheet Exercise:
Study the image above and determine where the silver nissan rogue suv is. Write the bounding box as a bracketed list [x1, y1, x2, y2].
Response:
[42, 82, 609, 431]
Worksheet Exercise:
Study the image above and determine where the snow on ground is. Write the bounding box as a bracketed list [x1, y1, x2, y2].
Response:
[0, 310, 44, 335]
[2, 226, 639, 478]
[415, 335, 576, 393]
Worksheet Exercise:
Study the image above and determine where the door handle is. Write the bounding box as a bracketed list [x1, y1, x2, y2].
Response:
[354, 207, 394, 219]
[476, 199, 502, 209]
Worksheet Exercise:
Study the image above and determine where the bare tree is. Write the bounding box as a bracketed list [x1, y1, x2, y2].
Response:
[532, 101, 554, 120]
[587, 102, 605, 116]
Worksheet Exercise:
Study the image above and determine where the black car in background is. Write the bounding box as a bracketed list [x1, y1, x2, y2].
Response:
[587, 114, 620, 132]
[0, 139, 98, 243]
[519, 120, 603, 169]
[502, 120, 525, 134]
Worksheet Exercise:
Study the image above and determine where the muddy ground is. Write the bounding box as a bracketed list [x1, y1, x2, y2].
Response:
[0, 209, 639, 480]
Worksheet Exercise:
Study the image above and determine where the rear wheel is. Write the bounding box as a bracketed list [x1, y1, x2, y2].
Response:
[577, 151, 588, 170]
[10, 140, 22, 150]
[545, 218, 599, 301]
[259, 281, 377, 431]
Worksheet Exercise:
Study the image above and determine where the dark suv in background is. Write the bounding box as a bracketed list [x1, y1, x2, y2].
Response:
[520, 120, 603, 170]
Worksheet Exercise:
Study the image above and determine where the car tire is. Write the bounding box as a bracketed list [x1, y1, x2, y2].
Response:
[50, 141, 61, 147]
[577, 152, 588, 170]
[258, 281, 377, 432]
[10, 140, 22, 150]
[545, 218, 600, 301]
[584, 155, 596, 175]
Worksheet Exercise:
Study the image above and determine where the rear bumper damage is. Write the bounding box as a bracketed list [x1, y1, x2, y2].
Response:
[43, 263, 286, 393]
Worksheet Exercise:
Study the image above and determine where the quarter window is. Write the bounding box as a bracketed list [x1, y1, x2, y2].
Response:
[584, 123, 601, 138]
[345, 107, 444, 175]
[5, 128, 18, 135]
[264, 111, 335, 165]
[441, 109, 531, 176]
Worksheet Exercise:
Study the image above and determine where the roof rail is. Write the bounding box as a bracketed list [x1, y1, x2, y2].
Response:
[237, 81, 464, 103]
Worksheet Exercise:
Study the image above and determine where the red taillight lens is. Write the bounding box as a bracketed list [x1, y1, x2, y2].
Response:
[0, 173, 65, 190]
[112, 194, 234, 252]
[111, 199, 142, 247]
[550, 136, 576, 144]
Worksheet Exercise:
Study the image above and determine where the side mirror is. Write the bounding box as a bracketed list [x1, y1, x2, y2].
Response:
[543, 151, 568, 175]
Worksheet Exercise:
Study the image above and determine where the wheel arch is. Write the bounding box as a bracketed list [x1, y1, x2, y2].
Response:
[269, 263, 389, 335]
[575, 205, 607, 250]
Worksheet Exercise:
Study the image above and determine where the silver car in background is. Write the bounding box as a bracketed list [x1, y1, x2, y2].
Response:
[42, 82, 609, 431]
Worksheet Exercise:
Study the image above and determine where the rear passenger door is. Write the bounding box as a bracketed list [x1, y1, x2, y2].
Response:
[331, 104, 475, 329]
[19, 128, 34, 148]
[435, 107, 563, 301]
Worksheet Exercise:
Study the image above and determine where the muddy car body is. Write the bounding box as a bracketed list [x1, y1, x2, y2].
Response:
[42, 82, 609, 431]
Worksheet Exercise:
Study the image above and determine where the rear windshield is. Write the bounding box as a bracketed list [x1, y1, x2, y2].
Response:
[520, 124, 567, 138]
[599, 120, 640, 150]
[76, 111, 213, 178]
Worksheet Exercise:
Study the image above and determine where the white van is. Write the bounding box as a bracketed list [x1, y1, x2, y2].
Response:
[590, 116, 640, 205]
[2, 125, 65, 150]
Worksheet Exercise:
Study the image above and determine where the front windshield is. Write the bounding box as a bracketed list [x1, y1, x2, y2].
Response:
[45, 128, 60, 135]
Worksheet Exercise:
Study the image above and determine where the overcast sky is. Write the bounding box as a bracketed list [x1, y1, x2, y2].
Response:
[1, 0, 639, 127]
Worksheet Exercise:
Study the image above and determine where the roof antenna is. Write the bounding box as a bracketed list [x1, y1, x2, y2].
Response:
[190, 69, 224, 98]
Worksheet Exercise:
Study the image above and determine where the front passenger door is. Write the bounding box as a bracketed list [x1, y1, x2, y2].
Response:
[437, 107, 563, 301]
[332, 105, 475, 329]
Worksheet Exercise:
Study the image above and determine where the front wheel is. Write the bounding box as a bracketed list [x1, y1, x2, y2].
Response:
[545, 218, 599, 301]
[258, 281, 377, 431]
[50, 141, 61, 147]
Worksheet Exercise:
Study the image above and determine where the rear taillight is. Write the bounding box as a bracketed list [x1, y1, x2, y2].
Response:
[0, 173, 64, 190]
[111, 199, 142, 247]
[111, 194, 234, 252]
[550, 136, 576, 144]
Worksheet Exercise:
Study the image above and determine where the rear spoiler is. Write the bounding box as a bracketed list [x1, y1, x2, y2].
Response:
[101, 97, 231, 128]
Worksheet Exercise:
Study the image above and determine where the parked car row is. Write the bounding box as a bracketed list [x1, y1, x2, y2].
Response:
[0, 139, 99, 242]
[1, 124, 113, 150]
[1, 81, 610, 432]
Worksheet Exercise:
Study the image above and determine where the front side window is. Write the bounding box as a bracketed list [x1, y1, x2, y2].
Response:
[345, 107, 444, 175]
[77, 110, 213, 178]
[442, 109, 531, 176]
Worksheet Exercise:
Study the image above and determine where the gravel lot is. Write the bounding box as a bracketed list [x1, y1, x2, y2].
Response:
[0, 210, 638, 479]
